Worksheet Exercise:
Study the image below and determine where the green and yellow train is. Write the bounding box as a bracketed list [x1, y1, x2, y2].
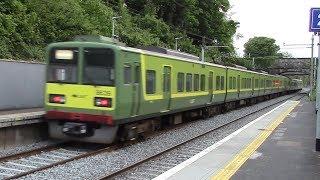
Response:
[45, 35, 302, 143]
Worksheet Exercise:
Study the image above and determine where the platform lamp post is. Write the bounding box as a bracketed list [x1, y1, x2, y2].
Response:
[175, 37, 183, 51]
[112, 16, 122, 39]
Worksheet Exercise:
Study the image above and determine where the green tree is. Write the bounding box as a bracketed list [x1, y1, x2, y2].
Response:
[244, 36, 280, 68]
[0, 0, 238, 62]
[279, 51, 293, 58]
[124, 0, 238, 60]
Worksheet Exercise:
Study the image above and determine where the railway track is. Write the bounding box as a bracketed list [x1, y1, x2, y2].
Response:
[0, 142, 113, 180]
[99, 93, 305, 179]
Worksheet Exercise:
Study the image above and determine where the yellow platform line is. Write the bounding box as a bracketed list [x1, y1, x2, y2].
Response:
[212, 100, 300, 180]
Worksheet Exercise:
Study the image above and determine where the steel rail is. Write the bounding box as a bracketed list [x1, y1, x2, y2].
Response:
[4, 143, 116, 180]
[0, 142, 68, 163]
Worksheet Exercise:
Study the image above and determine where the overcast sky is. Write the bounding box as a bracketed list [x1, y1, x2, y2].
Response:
[229, 0, 319, 58]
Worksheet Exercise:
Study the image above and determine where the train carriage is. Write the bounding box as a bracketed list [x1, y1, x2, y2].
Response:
[45, 35, 300, 144]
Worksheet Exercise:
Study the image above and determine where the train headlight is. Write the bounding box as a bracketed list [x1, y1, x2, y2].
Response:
[80, 126, 87, 134]
[62, 127, 69, 132]
[49, 94, 65, 104]
[94, 97, 112, 107]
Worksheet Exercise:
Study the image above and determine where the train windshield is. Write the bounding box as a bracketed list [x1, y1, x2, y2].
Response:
[47, 48, 79, 83]
[83, 48, 115, 86]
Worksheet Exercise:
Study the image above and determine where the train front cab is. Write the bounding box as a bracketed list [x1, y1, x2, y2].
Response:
[45, 42, 120, 144]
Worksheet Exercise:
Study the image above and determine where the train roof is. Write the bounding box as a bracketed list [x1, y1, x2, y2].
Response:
[137, 46, 200, 61]
[50, 35, 288, 79]
[120, 46, 227, 69]
[121, 46, 287, 78]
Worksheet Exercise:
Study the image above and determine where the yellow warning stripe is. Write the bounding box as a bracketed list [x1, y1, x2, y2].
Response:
[211, 100, 300, 180]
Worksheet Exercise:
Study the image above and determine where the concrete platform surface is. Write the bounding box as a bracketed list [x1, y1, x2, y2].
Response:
[0, 108, 44, 128]
[154, 99, 314, 180]
[233, 98, 319, 180]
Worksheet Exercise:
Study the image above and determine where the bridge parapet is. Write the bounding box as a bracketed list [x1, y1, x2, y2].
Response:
[258, 58, 311, 75]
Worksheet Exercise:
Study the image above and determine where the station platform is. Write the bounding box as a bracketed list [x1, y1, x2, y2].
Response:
[154, 97, 319, 180]
[0, 108, 44, 128]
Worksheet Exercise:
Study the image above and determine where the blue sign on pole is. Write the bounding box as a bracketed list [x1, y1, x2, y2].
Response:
[310, 8, 320, 32]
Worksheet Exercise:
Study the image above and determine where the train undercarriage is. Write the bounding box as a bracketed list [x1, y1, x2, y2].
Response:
[48, 91, 298, 144]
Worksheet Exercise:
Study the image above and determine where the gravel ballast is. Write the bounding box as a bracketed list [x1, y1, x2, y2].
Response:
[0, 140, 62, 159]
[21, 94, 298, 180]
[116, 95, 305, 179]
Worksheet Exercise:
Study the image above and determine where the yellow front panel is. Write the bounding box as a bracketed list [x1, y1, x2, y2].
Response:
[45, 83, 116, 110]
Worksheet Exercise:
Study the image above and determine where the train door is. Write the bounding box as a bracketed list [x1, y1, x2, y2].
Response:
[131, 63, 141, 116]
[163, 66, 171, 111]
[237, 75, 240, 98]
[209, 71, 214, 103]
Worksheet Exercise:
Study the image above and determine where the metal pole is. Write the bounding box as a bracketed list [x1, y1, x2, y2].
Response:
[252, 57, 255, 69]
[201, 46, 205, 62]
[112, 19, 115, 38]
[175, 39, 178, 51]
[175, 37, 182, 51]
[201, 37, 205, 62]
[316, 32, 320, 151]
[112, 16, 122, 39]
[311, 34, 314, 96]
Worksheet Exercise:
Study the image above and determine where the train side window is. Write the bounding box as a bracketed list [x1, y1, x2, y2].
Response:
[266, 80, 268, 87]
[246, 78, 248, 89]
[186, 73, 193, 92]
[146, 70, 156, 94]
[229, 77, 233, 90]
[244, 78, 247, 89]
[241, 78, 245, 89]
[255, 79, 259, 88]
[247, 78, 249, 89]
[134, 66, 140, 83]
[233, 77, 236, 89]
[251, 78, 254, 88]
[220, 76, 224, 90]
[237, 75, 240, 90]
[124, 65, 131, 84]
[209, 75, 213, 90]
[200, 74, 205, 91]
[216, 76, 220, 90]
[194, 74, 199, 91]
[177, 73, 185, 92]
[245, 78, 248, 89]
